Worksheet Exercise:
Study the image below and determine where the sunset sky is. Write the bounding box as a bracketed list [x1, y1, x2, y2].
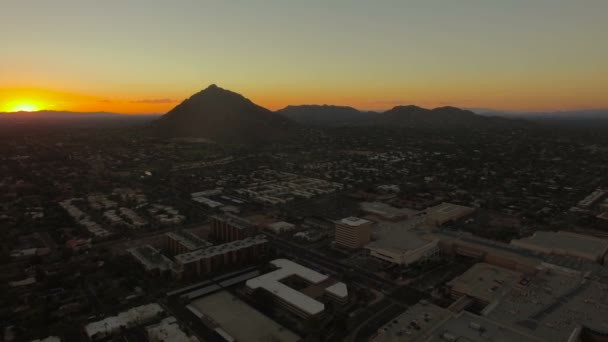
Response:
[1, 0, 607, 114]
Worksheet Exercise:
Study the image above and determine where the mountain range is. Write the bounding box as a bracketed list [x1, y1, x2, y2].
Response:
[4, 85, 606, 142]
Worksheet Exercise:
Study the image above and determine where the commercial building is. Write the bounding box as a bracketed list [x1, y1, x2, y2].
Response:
[424, 202, 475, 227]
[510, 230, 608, 264]
[210, 214, 257, 242]
[436, 231, 541, 274]
[371, 301, 542, 342]
[188, 291, 300, 342]
[265, 221, 297, 234]
[446, 263, 523, 307]
[128, 245, 175, 275]
[84, 303, 164, 341]
[173, 235, 268, 278]
[335, 216, 374, 249]
[166, 230, 212, 255]
[246, 259, 348, 319]
[145, 316, 199, 342]
[360, 202, 419, 221]
[365, 219, 439, 266]
[482, 267, 608, 342]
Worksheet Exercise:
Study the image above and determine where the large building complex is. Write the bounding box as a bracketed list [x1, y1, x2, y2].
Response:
[166, 230, 212, 255]
[360, 202, 419, 221]
[246, 259, 348, 319]
[446, 263, 523, 307]
[424, 202, 475, 227]
[365, 219, 439, 266]
[335, 216, 374, 249]
[84, 303, 164, 341]
[145, 317, 199, 342]
[188, 291, 300, 342]
[482, 266, 608, 341]
[510, 230, 608, 264]
[127, 245, 175, 275]
[173, 235, 268, 278]
[371, 301, 542, 342]
[210, 214, 257, 242]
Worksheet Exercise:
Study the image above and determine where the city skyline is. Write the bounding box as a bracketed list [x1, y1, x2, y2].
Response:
[2, 0, 608, 114]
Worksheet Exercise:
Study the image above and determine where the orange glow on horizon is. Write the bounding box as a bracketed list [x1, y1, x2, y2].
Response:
[1, 86, 607, 114]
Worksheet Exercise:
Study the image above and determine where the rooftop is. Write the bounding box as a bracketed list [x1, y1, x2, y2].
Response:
[338, 216, 372, 227]
[175, 235, 267, 264]
[189, 291, 300, 342]
[212, 213, 256, 230]
[84, 303, 164, 339]
[246, 259, 347, 316]
[360, 201, 419, 220]
[426, 311, 542, 342]
[128, 245, 174, 271]
[510, 231, 608, 261]
[366, 218, 433, 252]
[373, 301, 451, 342]
[447, 263, 523, 303]
[166, 230, 212, 251]
[146, 316, 199, 342]
[425, 202, 475, 218]
[483, 268, 608, 341]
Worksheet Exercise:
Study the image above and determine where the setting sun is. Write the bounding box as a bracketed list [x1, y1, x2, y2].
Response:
[8, 102, 40, 112]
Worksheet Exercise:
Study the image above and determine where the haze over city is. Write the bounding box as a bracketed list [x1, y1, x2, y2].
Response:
[1, 0, 608, 114]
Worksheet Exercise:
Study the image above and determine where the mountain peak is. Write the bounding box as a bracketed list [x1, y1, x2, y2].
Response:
[148, 85, 294, 143]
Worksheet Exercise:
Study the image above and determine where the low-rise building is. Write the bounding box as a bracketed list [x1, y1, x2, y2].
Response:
[446, 263, 523, 307]
[84, 303, 164, 341]
[146, 316, 199, 342]
[245, 259, 348, 319]
[510, 231, 608, 264]
[210, 213, 257, 242]
[128, 245, 175, 275]
[166, 230, 212, 255]
[360, 202, 418, 221]
[174, 235, 268, 278]
[371, 301, 542, 342]
[365, 219, 439, 266]
[265, 221, 296, 234]
[424, 202, 475, 227]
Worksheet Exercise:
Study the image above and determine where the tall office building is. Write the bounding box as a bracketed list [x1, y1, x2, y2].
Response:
[335, 217, 374, 249]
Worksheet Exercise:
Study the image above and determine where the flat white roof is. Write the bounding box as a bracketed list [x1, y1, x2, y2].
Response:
[325, 282, 348, 298]
[339, 216, 372, 226]
[246, 259, 334, 316]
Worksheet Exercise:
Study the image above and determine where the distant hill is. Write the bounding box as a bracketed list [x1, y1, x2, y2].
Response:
[275, 104, 522, 129]
[0, 110, 159, 130]
[277, 105, 374, 126]
[377, 105, 491, 128]
[474, 108, 608, 128]
[148, 84, 294, 143]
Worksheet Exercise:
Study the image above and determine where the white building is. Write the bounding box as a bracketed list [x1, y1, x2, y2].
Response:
[246, 259, 348, 319]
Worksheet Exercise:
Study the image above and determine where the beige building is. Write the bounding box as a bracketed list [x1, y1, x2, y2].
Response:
[424, 202, 475, 227]
[335, 217, 374, 249]
[510, 230, 608, 264]
[365, 219, 439, 266]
